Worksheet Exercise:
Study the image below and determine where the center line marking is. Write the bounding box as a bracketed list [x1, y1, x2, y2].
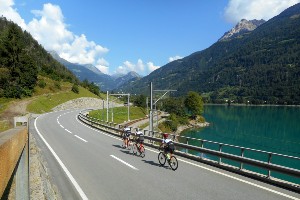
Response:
[110, 155, 139, 170]
[75, 135, 88, 143]
[65, 129, 72, 134]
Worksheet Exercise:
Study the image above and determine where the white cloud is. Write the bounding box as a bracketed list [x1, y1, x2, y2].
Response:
[0, 0, 26, 29]
[117, 59, 145, 74]
[116, 59, 159, 75]
[169, 55, 183, 62]
[224, 0, 300, 23]
[95, 58, 109, 74]
[1, 1, 110, 74]
[147, 62, 160, 72]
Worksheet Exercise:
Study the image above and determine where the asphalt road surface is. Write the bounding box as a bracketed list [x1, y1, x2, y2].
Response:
[31, 109, 300, 200]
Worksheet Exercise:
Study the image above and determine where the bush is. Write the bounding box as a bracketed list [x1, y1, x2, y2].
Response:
[54, 81, 61, 90]
[71, 84, 79, 94]
[38, 79, 46, 88]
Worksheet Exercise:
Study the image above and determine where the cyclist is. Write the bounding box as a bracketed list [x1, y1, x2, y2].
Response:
[122, 125, 131, 148]
[134, 128, 144, 147]
[159, 133, 175, 160]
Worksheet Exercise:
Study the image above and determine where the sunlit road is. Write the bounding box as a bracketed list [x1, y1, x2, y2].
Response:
[31, 110, 300, 200]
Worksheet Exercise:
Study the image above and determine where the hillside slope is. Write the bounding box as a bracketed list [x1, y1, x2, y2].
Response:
[0, 17, 78, 98]
[118, 3, 300, 105]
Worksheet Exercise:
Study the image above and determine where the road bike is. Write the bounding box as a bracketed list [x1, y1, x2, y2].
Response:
[129, 140, 145, 158]
[158, 149, 178, 171]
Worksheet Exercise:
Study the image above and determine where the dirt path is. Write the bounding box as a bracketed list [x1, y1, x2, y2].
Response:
[0, 99, 33, 127]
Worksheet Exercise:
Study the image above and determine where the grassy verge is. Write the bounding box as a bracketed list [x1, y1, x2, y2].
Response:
[0, 98, 12, 114]
[0, 76, 107, 132]
[89, 106, 146, 124]
[0, 120, 10, 132]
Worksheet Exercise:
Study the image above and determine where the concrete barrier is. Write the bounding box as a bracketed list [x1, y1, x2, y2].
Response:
[13, 116, 28, 128]
[0, 127, 28, 198]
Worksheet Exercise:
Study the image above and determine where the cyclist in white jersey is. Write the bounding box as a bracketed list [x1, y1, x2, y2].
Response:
[159, 133, 175, 160]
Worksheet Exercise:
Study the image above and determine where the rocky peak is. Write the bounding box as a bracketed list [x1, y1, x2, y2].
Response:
[219, 19, 266, 41]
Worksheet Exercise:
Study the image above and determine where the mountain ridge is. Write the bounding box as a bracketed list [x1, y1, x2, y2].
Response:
[117, 3, 300, 105]
[219, 19, 265, 41]
[49, 51, 141, 91]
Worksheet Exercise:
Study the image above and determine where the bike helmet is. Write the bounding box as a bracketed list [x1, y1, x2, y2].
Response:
[163, 133, 168, 139]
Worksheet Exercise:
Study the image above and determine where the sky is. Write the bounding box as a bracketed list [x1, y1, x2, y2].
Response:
[1, 0, 300, 76]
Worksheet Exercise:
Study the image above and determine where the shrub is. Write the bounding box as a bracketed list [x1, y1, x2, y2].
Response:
[38, 79, 46, 88]
[72, 84, 79, 94]
[54, 81, 61, 90]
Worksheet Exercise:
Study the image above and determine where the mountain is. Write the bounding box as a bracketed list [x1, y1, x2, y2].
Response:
[219, 19, 265, 41]
[49, 52, 141, 91]
[117, 3, 300, 105]
[114, 71, 142, 88]
[49, 51, 115, 91]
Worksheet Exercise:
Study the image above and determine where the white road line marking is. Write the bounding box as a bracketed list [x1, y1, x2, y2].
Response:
[60, 125, 64, 129]
[110, 155, 138, 170]
[65, 129, 72, 134]
[76, 114, 299, 200]
[178, 159, 300, 200]
[75, 135, 88, 143]
[34, 117, 89, 200]
[144, 147, 299, 200]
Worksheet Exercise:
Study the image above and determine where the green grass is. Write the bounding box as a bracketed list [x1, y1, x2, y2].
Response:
[89, 106, 147, 124]
[0, 76, 108, 132]
[27, 86, 101, 113]
[0, 98, 12, 114]
[0, 120, 10, 132]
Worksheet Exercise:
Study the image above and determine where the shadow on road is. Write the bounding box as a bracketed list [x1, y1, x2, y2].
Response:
[141, 159, 162, 167]
[112, 144, 122, 149]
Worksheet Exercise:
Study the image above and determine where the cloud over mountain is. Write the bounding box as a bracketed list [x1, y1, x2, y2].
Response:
[224, 0, 300, 23]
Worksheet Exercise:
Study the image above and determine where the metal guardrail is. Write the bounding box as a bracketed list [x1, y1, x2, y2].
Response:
[78, 112, 300, 192]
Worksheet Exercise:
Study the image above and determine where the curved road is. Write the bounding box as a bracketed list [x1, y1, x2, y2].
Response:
[31, 109, 300, 200]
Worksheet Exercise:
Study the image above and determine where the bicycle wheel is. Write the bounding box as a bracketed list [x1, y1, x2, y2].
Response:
[121, 140, 126, 149]
[132, 144, 137, 155]
[139, 146, 145, 158]
[169, 156, 178, 171]
[158, 152, 166, 166]
[128, 143, 134, 154]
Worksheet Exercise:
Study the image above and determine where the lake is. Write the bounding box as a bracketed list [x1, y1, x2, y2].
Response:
[180, 105, 300, 184]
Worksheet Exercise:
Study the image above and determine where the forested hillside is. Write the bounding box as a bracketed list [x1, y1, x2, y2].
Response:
[118, 3, 300, 105]
[0, 17, 78, 98]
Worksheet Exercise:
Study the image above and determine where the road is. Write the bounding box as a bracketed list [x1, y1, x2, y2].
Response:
[31, 109, 300, 200]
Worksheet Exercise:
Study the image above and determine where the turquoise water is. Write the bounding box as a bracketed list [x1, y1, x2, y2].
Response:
[181, 105, 300, 184]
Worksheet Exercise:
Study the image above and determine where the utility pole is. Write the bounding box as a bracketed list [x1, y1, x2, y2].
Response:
[149, 82, 153, 134]
[110, 93, 131, 122]
[149, 82, 176, 133]
[106, 91, 109, 122]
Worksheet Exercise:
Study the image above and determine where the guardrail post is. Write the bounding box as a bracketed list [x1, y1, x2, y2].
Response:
[200, 140, 204, 159]
[186, 138, 189, 153]
[240, 148, 245, 170]
[267, 153, 272, 178]
[219, 144, 223, 164]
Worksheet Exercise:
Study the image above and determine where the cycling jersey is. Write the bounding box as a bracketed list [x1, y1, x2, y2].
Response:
[162, 138, 175, 153]
[135, 131, 144, 143]
[123, 127, 131, 138]
[162, 138, 172, 144]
